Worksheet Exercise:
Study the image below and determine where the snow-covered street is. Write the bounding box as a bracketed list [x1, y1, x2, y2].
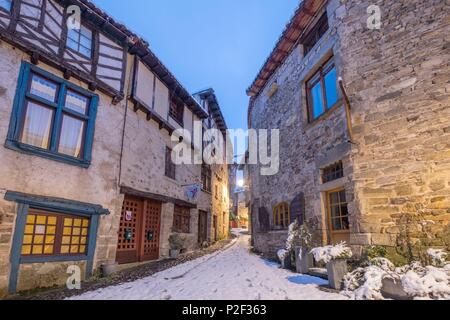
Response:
[70, 231, 346, 300]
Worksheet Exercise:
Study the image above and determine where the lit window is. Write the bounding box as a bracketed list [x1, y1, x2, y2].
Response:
[273, 202, 290, 229]
[327, 190, 349, 231]
[22, 211, 89, 256]
[6, 62, 98, 167]
[67, 24, 93, 58]
[0, 0, 12, 12]
[306, 57, 339, 121]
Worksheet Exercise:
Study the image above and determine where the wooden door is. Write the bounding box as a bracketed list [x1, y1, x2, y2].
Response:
[141, 200, 161, 261]
[116, 196, 143, 264]
[198, 210, 207, 244]
[327, 189, 350, 244]
[116, 196, 161, 264]
[213, 215, 218, 241]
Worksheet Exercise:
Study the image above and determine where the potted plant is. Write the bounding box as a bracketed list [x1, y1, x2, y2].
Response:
[169, 233, 184, 259]
[295, 223, 313, 274]
[311, 242, 352, 290]
[277, 249, 291, 269]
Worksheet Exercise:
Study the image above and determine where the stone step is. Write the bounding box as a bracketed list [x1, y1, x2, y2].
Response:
[308, 268, 328, 280]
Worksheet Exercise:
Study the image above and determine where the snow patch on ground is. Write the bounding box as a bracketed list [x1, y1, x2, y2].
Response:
[69, 231, 346, 300]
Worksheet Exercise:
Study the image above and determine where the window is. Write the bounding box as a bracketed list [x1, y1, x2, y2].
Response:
[0, 0, 12, 11]
[165, 147, 176, 179]
[67, 24, 93, 58]
[322, 161, 344, 183]
[169, 98, 184, 125]
[201, 164, 212, 192]
[273, 202, 290, 229]
[327, 189, 349, 231]
[302, 12, 329, 55]
[173, 206, 190, 233]
[22, 210, 90, 257]
[306, 57, 339, 122]
[6, 63, 98, 167]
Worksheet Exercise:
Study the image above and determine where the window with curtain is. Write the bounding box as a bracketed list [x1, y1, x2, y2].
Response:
[6, 62, 98, 167]
[21, 209, 90, 257]
[306, 57, 339, 122]
[0, 0, 12, 12]
[67, 23, 93, 58]
[273, 202, 290, 229]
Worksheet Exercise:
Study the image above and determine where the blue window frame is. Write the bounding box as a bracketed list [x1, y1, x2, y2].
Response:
[5, 191, 109, 294]
[6, 62, 99, 168]
[0, 0, 12, 12]
[306, 57, 339, 122]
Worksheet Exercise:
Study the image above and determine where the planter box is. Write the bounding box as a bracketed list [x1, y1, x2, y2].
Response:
[101, 262, 118, 277]
[170, 249, 180, 259]
[381, 277, 412, 300]
[295, 247, 313, 274]
[326, 259, 347, 290]
[280, 254, 292, 270]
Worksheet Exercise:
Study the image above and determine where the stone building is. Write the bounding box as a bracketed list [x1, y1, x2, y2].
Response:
[247, 0, 450, 260]
[0, 0, 229, 296]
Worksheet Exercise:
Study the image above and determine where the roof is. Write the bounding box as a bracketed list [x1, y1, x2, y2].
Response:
[246, 0, 326, 97]
[193, 88, 228, 133]
[61, 0, 207, 118]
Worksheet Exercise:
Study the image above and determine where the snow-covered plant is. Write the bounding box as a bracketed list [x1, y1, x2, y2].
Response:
[343, 256, 450, 300]
[427, 249, 448, 267]
[298, 224, 312, 249]
[369, 257, 395, 272]
[277, 249, 289, 262]
[285, 221, 299, 252]
[402, 266, 450, 299]
[310, 242, 353, 264]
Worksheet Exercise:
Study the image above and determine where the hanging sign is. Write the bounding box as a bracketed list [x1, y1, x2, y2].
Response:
[186, 184, 202, 201]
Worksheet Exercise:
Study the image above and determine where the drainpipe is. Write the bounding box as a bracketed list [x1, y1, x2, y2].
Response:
[338, 77, 354, 143]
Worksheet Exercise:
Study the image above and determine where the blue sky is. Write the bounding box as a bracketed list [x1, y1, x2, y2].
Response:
[93, 0, 299, 132]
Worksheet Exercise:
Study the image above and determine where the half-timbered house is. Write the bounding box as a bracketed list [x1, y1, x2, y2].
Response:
[0, 0, 230, 296]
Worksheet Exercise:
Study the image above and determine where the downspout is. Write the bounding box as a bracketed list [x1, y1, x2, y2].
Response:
[118, 54, 135, 188]
[338, 77, 354, 143]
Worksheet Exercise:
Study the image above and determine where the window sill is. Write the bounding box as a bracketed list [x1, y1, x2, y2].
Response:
[20, 254, 88, 264]
[5, 139, 91, 168]
[305, 99, 343, 131]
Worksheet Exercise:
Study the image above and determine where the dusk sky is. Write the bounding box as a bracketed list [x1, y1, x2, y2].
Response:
[92, 0, 299, 133]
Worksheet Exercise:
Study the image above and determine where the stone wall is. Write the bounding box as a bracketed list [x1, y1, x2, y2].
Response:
[253, 231, 288, 260]
[248, 0, 351, 254]
[337, 0, 450, 255]
[248, 0, 450, 259]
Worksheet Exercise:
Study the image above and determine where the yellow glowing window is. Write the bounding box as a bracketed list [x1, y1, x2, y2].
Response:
[21, 210, 90, 256]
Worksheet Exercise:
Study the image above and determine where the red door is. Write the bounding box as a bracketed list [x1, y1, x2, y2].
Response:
[116, 196, 161, 264]
[141, 200, 161, 261]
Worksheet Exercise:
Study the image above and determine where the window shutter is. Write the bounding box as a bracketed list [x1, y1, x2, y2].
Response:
[290, 193, 305, 225]
[258, 207, 270, 232]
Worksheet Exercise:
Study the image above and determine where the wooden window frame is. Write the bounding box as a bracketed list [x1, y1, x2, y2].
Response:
[326, 188, 350, 233]
[66, 22, 94, 60]
[201, 164, 212, 193]
[173, 205, 190, 234]
[5, 62, 99, 168]
[169, 97, 184, 126]
[322, 161, 344, 183]
[306, 56, 340, 123]
[302, 12, 329, 56]
[22, 209, 90, 258]
[165, 146, 176, 180]
[273, 202, 290, 230]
